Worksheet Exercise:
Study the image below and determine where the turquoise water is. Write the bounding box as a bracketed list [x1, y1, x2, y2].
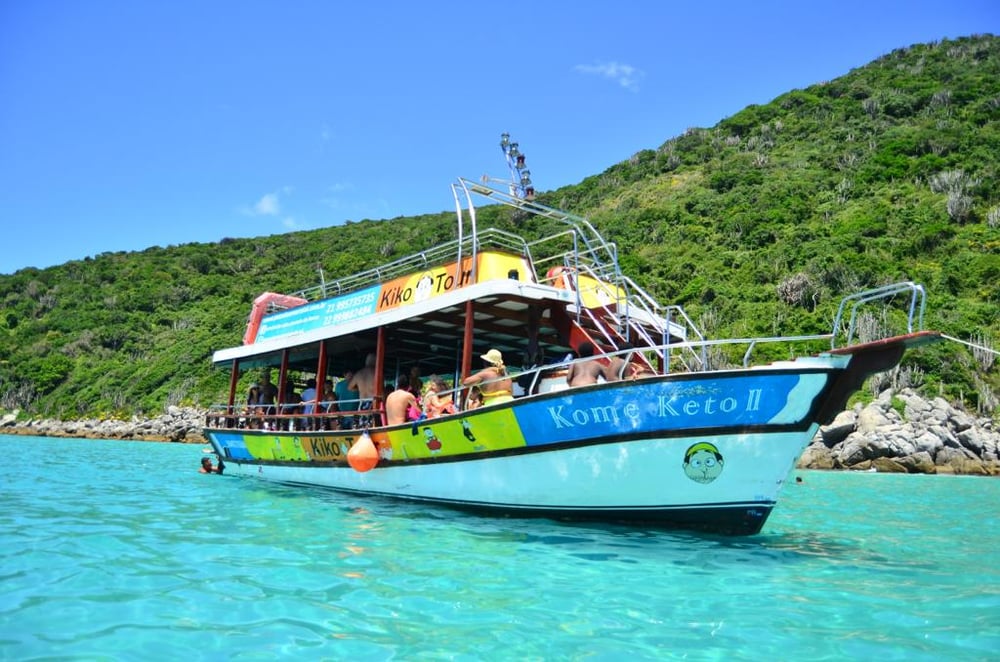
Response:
[1, 435, 997, 660]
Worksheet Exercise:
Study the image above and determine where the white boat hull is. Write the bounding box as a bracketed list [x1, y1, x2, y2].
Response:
[218, 426, 815, 533]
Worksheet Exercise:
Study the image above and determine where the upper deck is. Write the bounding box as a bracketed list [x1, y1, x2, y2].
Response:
[211, 170, 694, 376]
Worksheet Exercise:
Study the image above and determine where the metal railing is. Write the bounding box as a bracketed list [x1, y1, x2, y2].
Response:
[831, 282, 927, 348]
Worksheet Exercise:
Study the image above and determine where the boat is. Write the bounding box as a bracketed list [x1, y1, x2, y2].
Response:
[204, 133, 940, 535]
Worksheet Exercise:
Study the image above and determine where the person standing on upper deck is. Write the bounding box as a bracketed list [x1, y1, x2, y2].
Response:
[462, 349, 514, 406]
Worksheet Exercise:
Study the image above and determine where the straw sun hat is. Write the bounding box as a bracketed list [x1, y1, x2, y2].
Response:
[480, 349, 504, 366]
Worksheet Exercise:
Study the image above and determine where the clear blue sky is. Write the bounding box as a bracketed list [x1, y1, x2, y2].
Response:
[1, 1, 996, 274]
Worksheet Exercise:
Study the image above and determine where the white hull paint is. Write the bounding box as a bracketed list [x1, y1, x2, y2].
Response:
[215, 425, 817, 533]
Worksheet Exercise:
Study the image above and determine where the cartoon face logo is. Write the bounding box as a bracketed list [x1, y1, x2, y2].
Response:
[414, 274, 434, 302]
[683, 442, 724, 484]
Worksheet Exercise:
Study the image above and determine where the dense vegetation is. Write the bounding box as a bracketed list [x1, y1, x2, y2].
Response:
[2, 35, 998, 420]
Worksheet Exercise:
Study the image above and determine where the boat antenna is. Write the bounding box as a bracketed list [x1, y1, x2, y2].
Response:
[317, 264, 327, 298]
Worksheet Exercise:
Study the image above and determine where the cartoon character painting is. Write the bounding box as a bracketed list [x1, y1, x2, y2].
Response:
[683, 442, 725, 484]
[423, 427, 442, 453]
[461, 419, 476, 442]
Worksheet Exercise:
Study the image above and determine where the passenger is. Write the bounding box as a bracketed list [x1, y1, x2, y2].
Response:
[423, 375, 456, 418]
[258, 371, 278, 406]
[246, 383, 261, 407]
[320, 380, 338, 412]
[244, 383, 262, 428]
[281, 381, 302, 430]
[348, 354, 377, 426]
[349, 354, 376, 401]
[462, 349, 514, 406]
[408, 365, 423, 401]
[335, 371, 356, 402]
[299, 378, 318, 429]
[465, 387, 483, 410]
[385, 375, 418, 426]
[566, 341, 605, 387]
[604, 343, 637, 382]
[258, 370, 279, 428]
[319, 380, 340, 430]
[300, 378, 318, 414]
[335, 370, 358, 429]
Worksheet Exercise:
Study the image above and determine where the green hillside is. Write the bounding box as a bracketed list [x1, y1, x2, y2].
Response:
[1, 34, 998, 420]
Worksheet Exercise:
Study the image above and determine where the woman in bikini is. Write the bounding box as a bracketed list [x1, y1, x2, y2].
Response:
[462, 349, 514, 406]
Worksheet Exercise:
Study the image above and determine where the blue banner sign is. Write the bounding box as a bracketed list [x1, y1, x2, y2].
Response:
[513, 373, 828, 446]
[255, 285, 381, 341]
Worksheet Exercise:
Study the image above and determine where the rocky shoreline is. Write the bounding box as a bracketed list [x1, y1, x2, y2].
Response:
[799, 388, 999, 475]
[2, 390, 998, 475]
[0, 406, 208, 444]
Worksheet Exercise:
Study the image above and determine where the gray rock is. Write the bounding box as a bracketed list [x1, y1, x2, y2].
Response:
[799, 442, 835, 469]
[839, 432, 876, 465]
[871, 457, 908, 473]
[935, 446, 988, 475]
[950, 409, 976, 433]
[897, 451, 936, 474]
[958, 428, 986, 456]
[930, 424, 960, 449]
[857, 406, 891, 435]
[819, 410, 856, 447]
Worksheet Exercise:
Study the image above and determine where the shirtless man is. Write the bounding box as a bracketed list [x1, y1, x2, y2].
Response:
[603, 343, 637, 382]
[258, 371, 278, 406]
[348, 354, 377, 402]
[348, 353, 377, 425]
[385, 375, 417, 426]
[566, 341, 605, 387]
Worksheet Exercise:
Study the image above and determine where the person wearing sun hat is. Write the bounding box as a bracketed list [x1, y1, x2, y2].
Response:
[462, 348, 514, 406]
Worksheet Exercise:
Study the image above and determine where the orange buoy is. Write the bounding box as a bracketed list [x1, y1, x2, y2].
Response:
[347, 432, 379, 472]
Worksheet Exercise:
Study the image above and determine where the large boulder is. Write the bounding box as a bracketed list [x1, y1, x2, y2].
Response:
[799, 442, 835, 469]
[897, 451, 937, 474]
[856, 405, 891, 435]
[819, 410, 856, 447]
[935, 446, 988, 475]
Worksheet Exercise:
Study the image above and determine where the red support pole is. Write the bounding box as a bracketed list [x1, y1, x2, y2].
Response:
[461, 300, 475, 405]
[315, 341, 327, 429]
[374, 326, 386, 425]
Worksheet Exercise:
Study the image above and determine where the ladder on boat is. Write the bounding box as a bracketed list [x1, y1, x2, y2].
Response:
[454, 176, 706, 372]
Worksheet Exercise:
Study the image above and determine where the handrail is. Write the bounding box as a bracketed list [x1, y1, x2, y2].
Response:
[831, 282, 927, 348]
[286, 228, 533, 302]
[207, 317, 939, 431]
